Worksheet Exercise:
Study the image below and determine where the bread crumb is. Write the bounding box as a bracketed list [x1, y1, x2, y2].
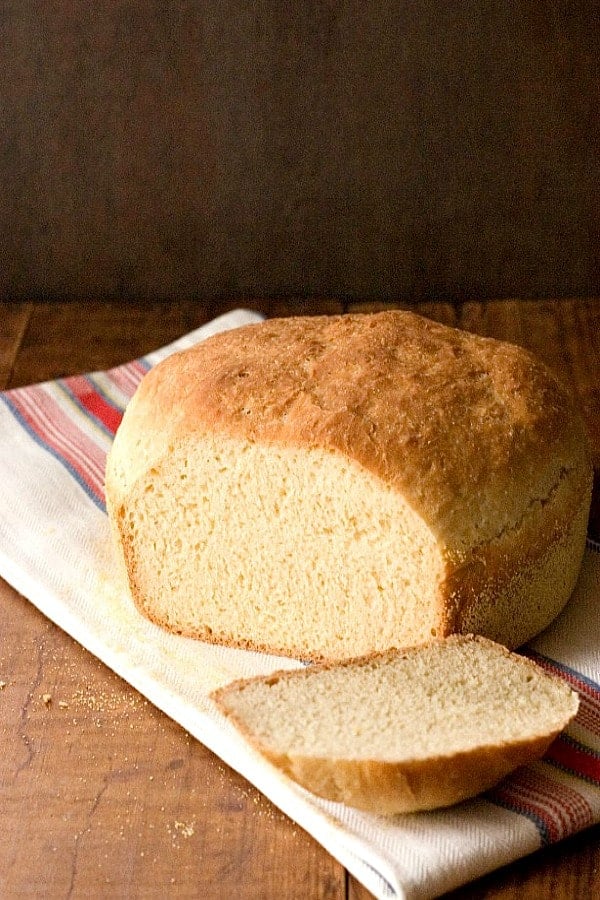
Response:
[0, 681, 7, 690]
[42, 693, 52, 706]
[167, 819, 196, 847]
[174, 820, 195, 838]
[58, 700, 69, 709]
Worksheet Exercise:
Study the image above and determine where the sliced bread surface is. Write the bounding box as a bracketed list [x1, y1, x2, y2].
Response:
[211, 635, 579, 814]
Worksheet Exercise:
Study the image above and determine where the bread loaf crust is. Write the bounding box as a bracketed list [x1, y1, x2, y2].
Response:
[261, 735, 561, 814]
[106, 311, 592, 657]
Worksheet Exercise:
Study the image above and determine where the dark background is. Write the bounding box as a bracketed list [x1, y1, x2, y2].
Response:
[1, 1, 598, 304]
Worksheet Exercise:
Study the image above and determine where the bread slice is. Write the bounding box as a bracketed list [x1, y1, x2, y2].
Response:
[105, 311, 592, 660]
[212, 635, 579, 814]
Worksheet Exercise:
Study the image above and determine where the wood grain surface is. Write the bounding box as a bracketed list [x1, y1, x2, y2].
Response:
[1, 4, 599, 304]
[0, 297, 599, 899]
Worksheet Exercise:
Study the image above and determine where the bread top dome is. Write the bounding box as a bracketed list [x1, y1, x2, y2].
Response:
[106, 310, 591, 555]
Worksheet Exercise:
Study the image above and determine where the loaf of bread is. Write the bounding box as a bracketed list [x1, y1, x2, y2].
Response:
[212, 635, 579, 814]
[105, 311, 592, 660]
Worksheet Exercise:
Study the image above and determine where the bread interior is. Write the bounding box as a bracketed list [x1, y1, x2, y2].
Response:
[216, 638, 578, 761]
[118, 434, 445, 660]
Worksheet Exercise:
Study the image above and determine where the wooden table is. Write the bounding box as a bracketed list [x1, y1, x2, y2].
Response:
[0, 297, 598, 899]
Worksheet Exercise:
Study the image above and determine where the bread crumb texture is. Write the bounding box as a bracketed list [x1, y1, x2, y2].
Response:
[213, 635, 579, 814]
[106, 311, 592, 660]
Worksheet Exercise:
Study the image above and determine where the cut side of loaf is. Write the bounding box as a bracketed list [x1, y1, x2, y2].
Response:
[105, 311, 593, 660]
[212, 635, 580, 814]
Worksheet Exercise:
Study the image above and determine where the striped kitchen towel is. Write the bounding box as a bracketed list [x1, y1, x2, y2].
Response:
[0, 308, 598, 900]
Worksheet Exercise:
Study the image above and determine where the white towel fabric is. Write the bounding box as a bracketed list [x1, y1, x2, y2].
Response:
[0, 308, 598, 900]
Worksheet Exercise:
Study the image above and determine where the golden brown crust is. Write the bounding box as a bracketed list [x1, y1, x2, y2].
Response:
[262, 733, 560, 814]
[108, 311, 592, 553]
[444, 472, 591, 645]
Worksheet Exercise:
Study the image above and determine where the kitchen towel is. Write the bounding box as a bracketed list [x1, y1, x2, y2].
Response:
[0, 308, 598, 900]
